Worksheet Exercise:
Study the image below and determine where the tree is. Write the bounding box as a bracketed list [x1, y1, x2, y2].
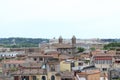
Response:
[90, 47, 95, 51]
[104, 42, 120, 50]
[77, 47, 85, 53]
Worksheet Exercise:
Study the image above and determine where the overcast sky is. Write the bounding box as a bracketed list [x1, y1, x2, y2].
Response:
[0, 0, 120, 39]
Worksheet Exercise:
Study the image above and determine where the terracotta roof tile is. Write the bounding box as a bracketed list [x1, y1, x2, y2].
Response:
[28, 53, 53, 58]
[3, 60, 25, 64]
[56, 71, 74, 78]
[51, 43, 73, 48]
[77, 69, 100, 75]
[94, 53, 115, 56]
[59, 54, 73, 60]
[12, 69, 45, 75]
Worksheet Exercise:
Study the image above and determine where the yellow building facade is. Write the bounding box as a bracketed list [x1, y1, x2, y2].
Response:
[60, 60, 79, 72]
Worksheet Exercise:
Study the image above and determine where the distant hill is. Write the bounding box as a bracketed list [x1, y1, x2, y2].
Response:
[0, 38, 49, 48]
[101, 39, 120, 42]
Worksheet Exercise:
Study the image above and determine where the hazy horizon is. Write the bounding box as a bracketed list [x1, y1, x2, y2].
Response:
[0, 36, 120, 40]
[0, 0, 120, 39]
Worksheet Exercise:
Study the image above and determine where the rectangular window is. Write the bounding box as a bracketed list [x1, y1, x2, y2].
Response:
[8, 64, 11, 68]
[13, 64, 16, 67]
[33, 76, 36, 80]
[39, 57, 43, 61]
[50, 65, 55, 71]
[102, 68, 107, 71]
[34, 58, 37, 61]
[4, 64, 6, 68]
[78, 63, 83, 66]
[71, 63, 75, 67]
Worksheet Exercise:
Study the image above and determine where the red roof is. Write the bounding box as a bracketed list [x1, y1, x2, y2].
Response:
[95, 57, 112, 60]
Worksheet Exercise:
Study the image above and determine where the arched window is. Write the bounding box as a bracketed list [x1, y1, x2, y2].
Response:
[51, 75, 55, 80]
[42, 76, 46, 80]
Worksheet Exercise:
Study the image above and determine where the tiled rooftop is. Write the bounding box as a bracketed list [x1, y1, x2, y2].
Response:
[3, 60, 25, 64]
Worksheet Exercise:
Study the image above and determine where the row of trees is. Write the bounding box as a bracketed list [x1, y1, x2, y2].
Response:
[77, 42, 120, 52]
[104, 42, 120, 50]
[4, 43, 38, 48]
[1, 38, 119, 50]
[0, 38, 49, 48]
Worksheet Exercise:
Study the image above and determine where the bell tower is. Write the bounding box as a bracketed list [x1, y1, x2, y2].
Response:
[59, 36, 63, 44]
[72, 35, 76, 45]
[72, 35, 76, 54]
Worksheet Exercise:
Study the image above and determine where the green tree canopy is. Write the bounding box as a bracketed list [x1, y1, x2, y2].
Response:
[104, 42, 120, 50]
[90, 47, 95, 51]
[77, 47, 85, 53]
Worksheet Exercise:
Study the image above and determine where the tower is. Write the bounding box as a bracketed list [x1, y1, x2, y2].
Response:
[59, 36, 63, 44]
[72, 35, 76, 54]
[72, 35, 76, 45]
